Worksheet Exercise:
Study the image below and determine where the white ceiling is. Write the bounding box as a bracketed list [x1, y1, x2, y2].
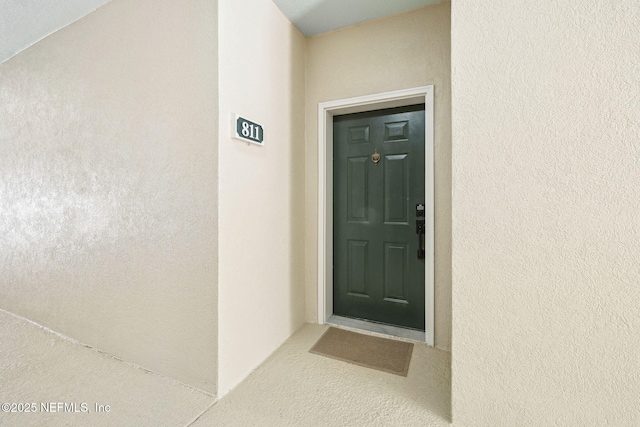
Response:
[0, 0, 112, 64]
[272, 0, 442, 36]
[0, 0, 441, 64]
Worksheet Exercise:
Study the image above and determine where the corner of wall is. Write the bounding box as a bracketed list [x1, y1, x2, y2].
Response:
[216, 0, 307, 397]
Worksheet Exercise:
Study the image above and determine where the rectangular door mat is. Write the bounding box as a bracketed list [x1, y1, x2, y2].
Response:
[309, 327, 414, 376]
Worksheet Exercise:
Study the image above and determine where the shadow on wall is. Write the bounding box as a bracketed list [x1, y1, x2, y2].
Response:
[286, 22, 307, 331]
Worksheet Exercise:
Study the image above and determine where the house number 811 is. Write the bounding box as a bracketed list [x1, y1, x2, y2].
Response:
[241, 121, 261, 141]
[234, 115, 264, 145]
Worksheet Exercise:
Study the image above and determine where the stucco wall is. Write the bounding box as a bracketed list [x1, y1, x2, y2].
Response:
[0, 0, 218, 393]
[451, 0, 640, 424]
[305, 2, 452, 350]
[217, 0, 306, 397]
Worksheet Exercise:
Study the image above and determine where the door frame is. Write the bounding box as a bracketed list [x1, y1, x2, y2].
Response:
[317, 86, 435, 346]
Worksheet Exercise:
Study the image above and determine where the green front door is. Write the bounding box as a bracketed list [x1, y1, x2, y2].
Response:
[333, 104, 426, 331]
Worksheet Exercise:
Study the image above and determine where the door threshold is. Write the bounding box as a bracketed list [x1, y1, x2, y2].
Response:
[327, 315, 426, 343]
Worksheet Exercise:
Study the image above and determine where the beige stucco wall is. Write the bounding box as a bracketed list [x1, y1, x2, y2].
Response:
[451, 0, 640, 424]
[305, 2, 452, 350]
[217, 0, 306, 396]
[0, 0, 218, 393]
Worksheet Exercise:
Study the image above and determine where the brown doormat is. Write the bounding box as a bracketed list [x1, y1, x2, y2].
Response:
[309, 327, 413, 376]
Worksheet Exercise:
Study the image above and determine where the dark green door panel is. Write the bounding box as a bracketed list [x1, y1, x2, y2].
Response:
[333, 105, 426, 330]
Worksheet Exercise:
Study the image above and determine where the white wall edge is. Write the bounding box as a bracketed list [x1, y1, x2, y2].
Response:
[317, 86, 435, 346]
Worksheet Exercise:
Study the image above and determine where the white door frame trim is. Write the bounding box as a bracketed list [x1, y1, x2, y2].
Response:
[317, 86, 435, 346]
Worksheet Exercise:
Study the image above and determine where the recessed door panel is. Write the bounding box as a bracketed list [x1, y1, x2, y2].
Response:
[347, 240, 369, 297]
[384, 242, 408, 303]
[347, 157, 369, 223]
[348, 125, 370, 145]
[384, 121, 409, 142]
[384, 154, 408, 225]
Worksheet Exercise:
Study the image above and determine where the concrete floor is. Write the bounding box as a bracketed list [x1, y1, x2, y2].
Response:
[0, 310, 451, 426]
[195, 323, 451, 426]
[0, 309, 214, 427]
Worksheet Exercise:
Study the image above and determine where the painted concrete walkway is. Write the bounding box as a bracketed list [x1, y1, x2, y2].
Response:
[0, 310, 450, 426]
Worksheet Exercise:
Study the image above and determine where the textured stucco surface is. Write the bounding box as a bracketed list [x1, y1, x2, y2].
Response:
[0, 0, 218, 393]
[0, 309, 214, 426]
[451, 0, 640, 424]
[305, 2, 452, 350]
[194, 323, 451, 426]
[217, 0, 306, 397]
